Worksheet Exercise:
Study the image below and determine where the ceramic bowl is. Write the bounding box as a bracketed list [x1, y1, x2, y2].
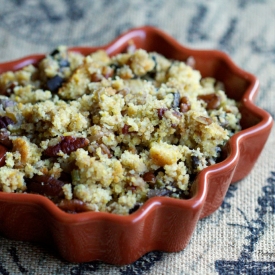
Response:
[0, 26, 272, 265]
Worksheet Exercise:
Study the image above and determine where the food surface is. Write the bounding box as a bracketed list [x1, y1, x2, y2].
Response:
[0, 46, 241, 215]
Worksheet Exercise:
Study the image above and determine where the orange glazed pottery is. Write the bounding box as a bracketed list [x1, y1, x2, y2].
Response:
[0, 26, 272, 265]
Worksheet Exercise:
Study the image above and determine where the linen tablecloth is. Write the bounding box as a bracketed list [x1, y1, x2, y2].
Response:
[0, 1, 274, 274]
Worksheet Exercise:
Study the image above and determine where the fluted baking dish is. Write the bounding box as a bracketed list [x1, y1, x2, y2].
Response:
[0, 26, 272, 265]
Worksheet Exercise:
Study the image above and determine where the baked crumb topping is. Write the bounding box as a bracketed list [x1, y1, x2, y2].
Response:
[0, 46, 241, 215]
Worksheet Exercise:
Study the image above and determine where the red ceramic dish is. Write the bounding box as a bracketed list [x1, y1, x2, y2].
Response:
[0, 26, 272, 265]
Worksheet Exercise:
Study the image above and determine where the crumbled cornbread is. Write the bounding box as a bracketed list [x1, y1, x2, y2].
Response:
[0, 46, 241, 215]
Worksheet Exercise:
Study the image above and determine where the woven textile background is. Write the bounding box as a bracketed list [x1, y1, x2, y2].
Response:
[0, 1, 274, 274]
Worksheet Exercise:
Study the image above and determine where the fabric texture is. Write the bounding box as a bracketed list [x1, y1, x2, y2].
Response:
[0, 1, 274, 274]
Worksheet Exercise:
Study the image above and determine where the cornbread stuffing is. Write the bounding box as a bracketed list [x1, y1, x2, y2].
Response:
[0, 46, 241, 215]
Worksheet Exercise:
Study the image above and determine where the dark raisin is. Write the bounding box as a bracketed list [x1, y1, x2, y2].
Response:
[0, 116, 15, 129]
[197, 93, 221, 110]
[43, 136, 89, 157]
[58, 199, 91, 213]
[172, 92, 181, 109]
[26, 175, 65, 198]
[157, 108, 167, 119]
[46, 75, 64, 93]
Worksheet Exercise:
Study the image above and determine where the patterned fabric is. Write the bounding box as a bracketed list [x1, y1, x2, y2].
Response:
[0, 1, 274, 274]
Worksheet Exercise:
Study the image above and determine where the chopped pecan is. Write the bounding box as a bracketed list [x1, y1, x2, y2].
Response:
[180, 96, 191, 113]
[43, 136, 89, 157]
[197, 93, 221, 110]
[99, 144, 112, 158]
[195, 116, 212, 125]
[26, 175, 65, 197]
[90, 73, 102, 82]
[57, 199, 91, 213]
[142, 171, 156, 184]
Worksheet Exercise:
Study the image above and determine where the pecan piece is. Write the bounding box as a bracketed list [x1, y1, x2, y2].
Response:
[43, 136, 89, 157]
[195, 116, 212, 125]
[26, 175, 65, 197]
[142, 171, 156, 184]
[58, 199, 91, 213]
[197, 93, 221, 110]
[180, 96, 191, 113]
[99, 144, 112, 158]
[90, 72, 102, 82]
